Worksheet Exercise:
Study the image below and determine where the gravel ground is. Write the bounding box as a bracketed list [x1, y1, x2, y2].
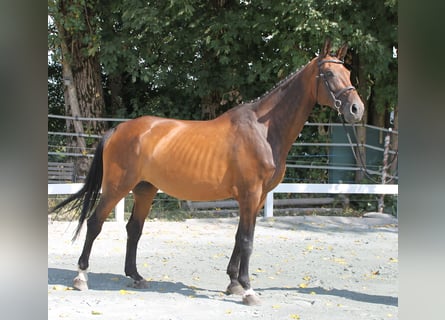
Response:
[48, 214, 398, 320]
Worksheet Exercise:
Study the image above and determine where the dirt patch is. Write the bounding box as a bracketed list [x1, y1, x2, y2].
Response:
[48, 215, 398, 319]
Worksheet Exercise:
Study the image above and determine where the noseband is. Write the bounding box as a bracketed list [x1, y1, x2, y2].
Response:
[317, 59, 356, 115]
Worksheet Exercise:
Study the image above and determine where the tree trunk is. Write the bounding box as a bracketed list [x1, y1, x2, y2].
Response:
[51, 0, 107, 181]
[58, 24, 86, 155]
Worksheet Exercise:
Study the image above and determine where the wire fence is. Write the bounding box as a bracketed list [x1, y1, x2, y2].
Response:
[48, 114, 398, 183]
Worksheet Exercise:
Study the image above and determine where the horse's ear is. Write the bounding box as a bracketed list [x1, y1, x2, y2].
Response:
[337, 43, 348, 61]
[320, 38, 332, 59]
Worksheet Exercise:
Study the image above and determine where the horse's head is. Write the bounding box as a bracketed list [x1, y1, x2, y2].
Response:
[315, 39, 364, 123]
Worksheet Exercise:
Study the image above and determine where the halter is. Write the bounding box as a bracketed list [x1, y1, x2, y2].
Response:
[316, 59, 356, 115]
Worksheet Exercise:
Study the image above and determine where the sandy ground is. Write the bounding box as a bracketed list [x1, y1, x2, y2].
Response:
[48, 215, 398, 320]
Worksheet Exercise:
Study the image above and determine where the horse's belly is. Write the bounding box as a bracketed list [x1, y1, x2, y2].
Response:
[149, 174, 232, 201]
[144, 163, 233, 201]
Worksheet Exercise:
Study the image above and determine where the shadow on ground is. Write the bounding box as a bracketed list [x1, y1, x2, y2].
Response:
[256, 285, 397, 307]
[49, 267, 397, 307]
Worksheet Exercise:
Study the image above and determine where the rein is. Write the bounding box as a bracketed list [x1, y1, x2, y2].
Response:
[317, 59, 356, 114]
[339, 117, 399, 184]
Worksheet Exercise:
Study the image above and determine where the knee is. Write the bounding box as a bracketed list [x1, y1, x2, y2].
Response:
[237, 236, 253, 256]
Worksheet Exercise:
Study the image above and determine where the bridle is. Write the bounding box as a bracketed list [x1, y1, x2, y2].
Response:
[316, 59, 356, 115]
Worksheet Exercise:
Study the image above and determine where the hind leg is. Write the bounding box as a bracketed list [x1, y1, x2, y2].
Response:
[125, 182, 158, 288]
[74, 190, 132, 291]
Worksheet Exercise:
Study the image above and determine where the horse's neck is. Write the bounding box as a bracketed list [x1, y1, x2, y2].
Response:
[255, 63, 317, 159]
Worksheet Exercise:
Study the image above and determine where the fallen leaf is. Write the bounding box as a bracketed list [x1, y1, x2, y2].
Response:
[290, 314, 300, 319]
[52, 285, 71, 291]
[91, 310, 102, 315]
[272, 304, 281, 309]
[332, 257, 347, 265]
[119, 289, 133, 295]
[299, 283, 308, 288]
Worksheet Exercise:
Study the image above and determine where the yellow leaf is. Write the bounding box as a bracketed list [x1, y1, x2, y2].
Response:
[255, 268, 265, 273]
[119, 289, 133, 295]
[303, 275, 311, 281]
[52, 285, 72, 291]
[332, 257, 347, 265]
[290, 314, 300, 319]
[272, 304, 281, 309]
[389, 257, 398, 263]
[91, 310, 102, 315]
[299, 283, 308, 288]
[225, 310, 232, 314]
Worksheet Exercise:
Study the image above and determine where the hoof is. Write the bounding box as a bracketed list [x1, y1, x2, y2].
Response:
[73, 277, 88, 291]
[242, 290, 261, 306]
[226, 283, 245, 296]
[128, 279, 149, 289]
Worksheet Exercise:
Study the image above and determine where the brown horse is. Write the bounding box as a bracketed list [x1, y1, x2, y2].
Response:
[51, 39, 364, 305]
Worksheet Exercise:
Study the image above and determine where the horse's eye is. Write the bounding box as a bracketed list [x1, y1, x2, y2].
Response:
[325, 70, 334, 77]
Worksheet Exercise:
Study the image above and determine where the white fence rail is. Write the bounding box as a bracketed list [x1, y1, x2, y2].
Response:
[48, 183, 398, 222]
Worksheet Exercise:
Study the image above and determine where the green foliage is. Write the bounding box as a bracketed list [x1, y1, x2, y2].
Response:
[49, 0, 397, 120]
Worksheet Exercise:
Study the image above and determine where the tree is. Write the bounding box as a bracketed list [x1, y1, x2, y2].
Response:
[49, 0, 107, 180]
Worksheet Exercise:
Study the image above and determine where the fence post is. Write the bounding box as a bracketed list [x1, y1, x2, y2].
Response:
[264, 191, 274, 218]
[115, 198, 125, 223]
[378, 129, 391, 213]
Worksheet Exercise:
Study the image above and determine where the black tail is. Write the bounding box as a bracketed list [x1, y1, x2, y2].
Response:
[50, 129, 115, 241]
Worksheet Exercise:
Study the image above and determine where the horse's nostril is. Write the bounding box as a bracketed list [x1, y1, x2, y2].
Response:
[351, 104, 358, 115]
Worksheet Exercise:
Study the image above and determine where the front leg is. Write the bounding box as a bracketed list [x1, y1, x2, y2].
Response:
[226, 231, 245, 295]
[226, 208, 261, 305]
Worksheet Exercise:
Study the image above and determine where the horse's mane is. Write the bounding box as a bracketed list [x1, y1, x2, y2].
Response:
[244, 61, 310, 105]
